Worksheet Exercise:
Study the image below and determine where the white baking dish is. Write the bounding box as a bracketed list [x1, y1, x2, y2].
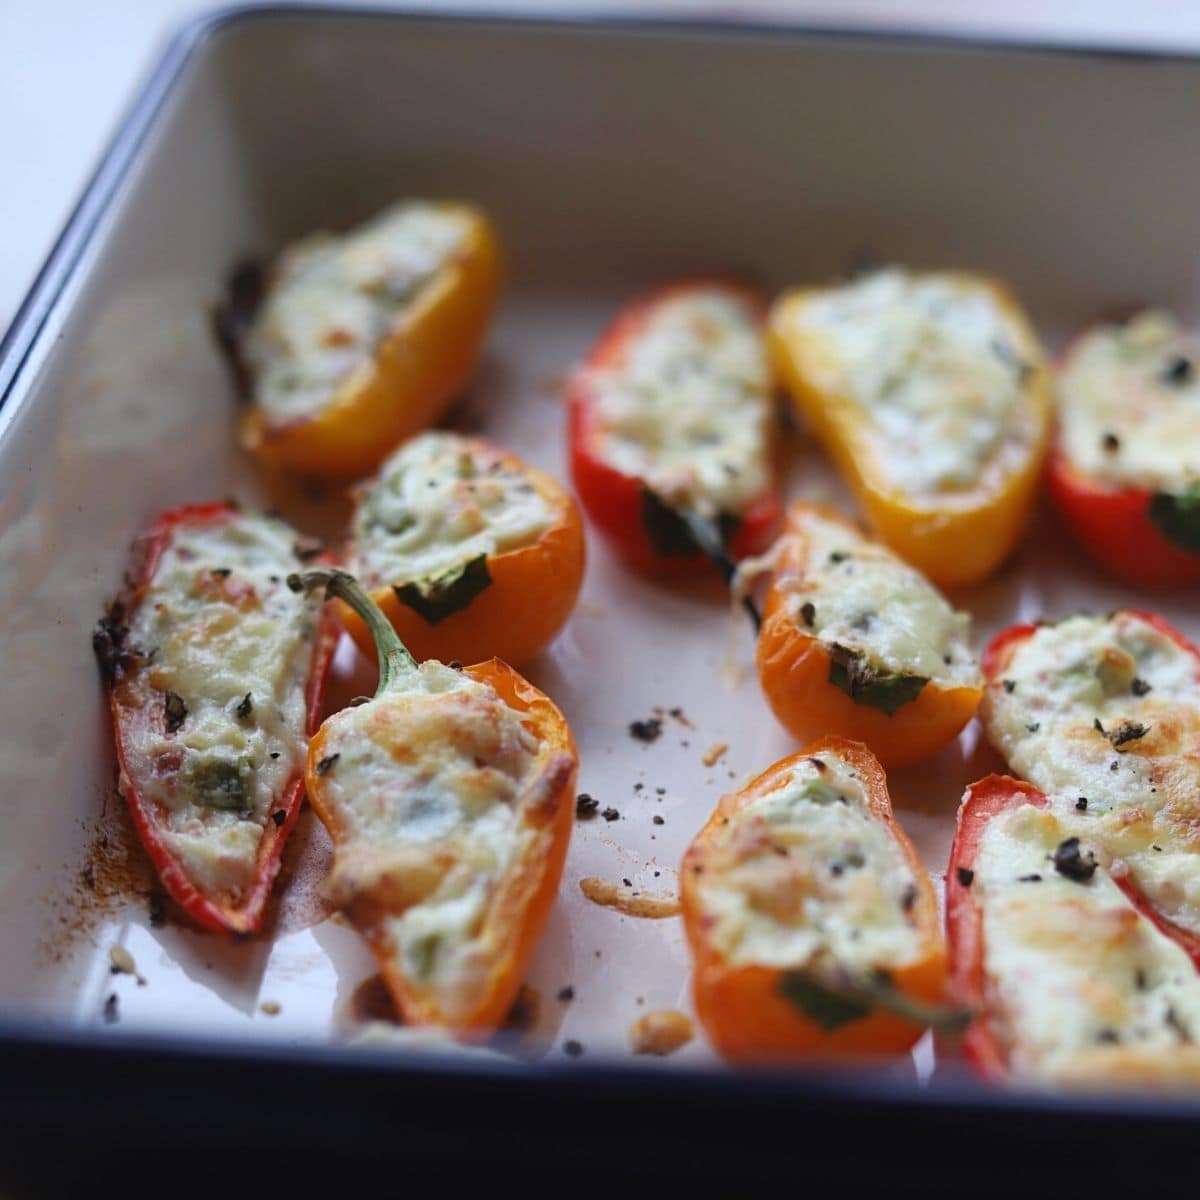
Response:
[2, 4, 1200, 1181]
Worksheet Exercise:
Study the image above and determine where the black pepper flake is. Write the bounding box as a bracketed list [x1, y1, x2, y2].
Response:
[1026, 723, 1040, 733]
[652, 815, 665, 826]
[1135, 970, 1148, 991]
[557, 986, 575, 1003]
[829, 551, 848, 565]
[956, 867, 974, 888]
[1111, 761, 1119, 772]
[1101, 432, 1121, 453]
[633, 782, 644, 793]
[622, 878, 632, 888]
[800, 601, 816, 628]
[563, 1039, 585, 1059]
[901, 884, 917, 912]
[163, 691, 187, 734]
[212, 567, 232, 578]
[629, 717, 663, 743]
[1053, 837, 1097, 882]
[1018, 873, 1043, 883]
[807, 757, 828, 774]
[1003, 679, 1016, 694]
[1076, 797, 1089, 811]
[1095, 1028, 1121, 1045]
[81, 863, 96, 890]
[148, 893, 166, 928]
[575, 794, 599, 819]
[269, 752, 280, 760]
[315, 753, 340, 776]
[655, 787, 666, 796]
[102, 994, 119, 1025]
[601, 807, 620, 822]
[236, 692, 253, 720]
[448, 660, 464, 671]
[271, 811, 286, 828]
[1153, 844, 1164, 853]
[1131, 677, 1152, 697]
[1162, 354, 1194, 386]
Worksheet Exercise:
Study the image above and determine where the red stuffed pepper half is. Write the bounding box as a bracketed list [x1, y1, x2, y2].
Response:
[568, 279, 782, 578]
[94, 503, 336, 935]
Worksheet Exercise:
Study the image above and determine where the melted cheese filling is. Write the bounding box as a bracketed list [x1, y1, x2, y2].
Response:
[585, 290, 772, 517]
[697, 753, 924, 973]
[785, 269, 1040, 498]
[122, 515, 316, 901]
[317, 663, 540, 1020]
[1059, 312, 1200, 492]
[350, 432, 552, 587]
[976, 803, 1200, 1086]
[781, 510, 978, 686]
[246, 202, 470, 422]
[984, 613, 1200, 934]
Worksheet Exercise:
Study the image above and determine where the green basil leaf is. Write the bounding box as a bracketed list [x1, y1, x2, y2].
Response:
[778, 972, 872, 1031]
[393, 553, 492, 626]
[1149, 484, 1200, 553]
[638, 486, 740, 559]
[827, 643, 928, 715]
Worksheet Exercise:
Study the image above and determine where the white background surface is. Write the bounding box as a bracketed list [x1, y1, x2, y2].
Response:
[5, 0, 1200, 335]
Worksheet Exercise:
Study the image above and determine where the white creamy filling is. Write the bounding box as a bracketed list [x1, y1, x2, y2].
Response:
[247, 202, 470, 421]
[318, 662, 540, 1015]
[698, 753, 924, 973]
[586, 290, 771, 517]
[976, 803, 1200, 1084]
[787, 269, 1038, 498]
[985, 613, 1200, 933]
[1059, 311, 1200, 492]
[783, 510, 978, 685]
[350, 431, 553, 587]
[123, 515, 316, 901]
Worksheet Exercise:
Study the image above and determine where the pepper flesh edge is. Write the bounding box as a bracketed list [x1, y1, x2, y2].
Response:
[680, 736, 948, 1063]
[1047, 447, 1200, 588]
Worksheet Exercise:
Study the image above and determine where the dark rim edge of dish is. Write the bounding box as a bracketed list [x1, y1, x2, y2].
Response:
[2, 2, 1200, 1125]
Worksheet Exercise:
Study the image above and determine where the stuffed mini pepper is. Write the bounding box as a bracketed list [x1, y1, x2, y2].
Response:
[752, 503, 982, 767]
[1050, 311, 1200, 586]
[224, 199, 502, 477]
[291, 568, 577, 1034]
[947, 775, 1200, 1088]
[982, 610, 1200, 961]
[769, 268, 1051, 586]
[568, 279, 782, 580]
[93, 503, 335, 935]
[344, 430, 585, 666]
[681, 738, 960, 1063]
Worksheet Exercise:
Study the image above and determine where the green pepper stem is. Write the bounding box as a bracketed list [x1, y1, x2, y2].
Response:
[680, 510, 761, 632]
[288, 568, 416, 696]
